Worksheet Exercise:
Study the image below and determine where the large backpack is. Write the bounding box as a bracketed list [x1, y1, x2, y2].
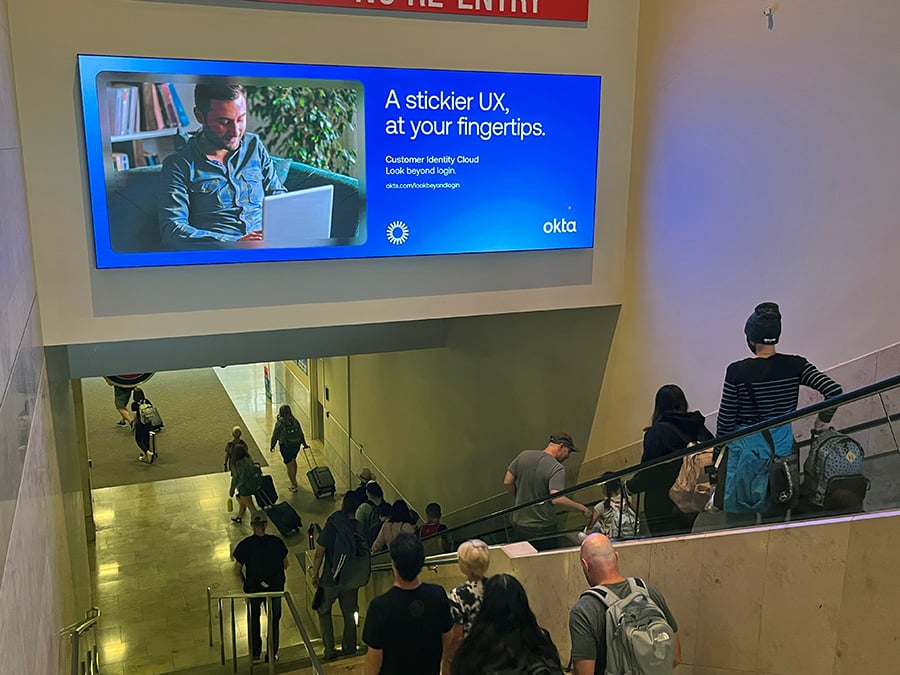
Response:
[281, 417, 305, 447]
[801, 429, 868, 509]
[328, 512, 371, 589]
[581, 578, 675, 675]
[723, 423, 795, 513]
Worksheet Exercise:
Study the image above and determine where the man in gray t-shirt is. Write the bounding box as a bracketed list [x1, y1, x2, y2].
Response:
[569, 534, 681, 674]
[503, 432, 595, 550]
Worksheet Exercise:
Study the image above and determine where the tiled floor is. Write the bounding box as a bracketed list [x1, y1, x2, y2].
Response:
[91, 364, 351, 674]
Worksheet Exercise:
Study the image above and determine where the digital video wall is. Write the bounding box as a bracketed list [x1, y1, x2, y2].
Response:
[78, 55, 602, 268]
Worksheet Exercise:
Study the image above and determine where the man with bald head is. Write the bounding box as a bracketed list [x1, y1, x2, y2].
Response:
[569, 533, 681, 674]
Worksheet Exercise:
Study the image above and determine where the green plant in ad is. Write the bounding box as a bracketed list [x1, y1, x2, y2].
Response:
[246, 86, 359, 177]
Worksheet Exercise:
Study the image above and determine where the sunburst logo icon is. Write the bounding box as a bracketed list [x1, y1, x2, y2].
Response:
[386, 220, 410, 245]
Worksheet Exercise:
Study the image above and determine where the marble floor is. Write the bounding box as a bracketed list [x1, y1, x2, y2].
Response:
[91, 364, 352, 674]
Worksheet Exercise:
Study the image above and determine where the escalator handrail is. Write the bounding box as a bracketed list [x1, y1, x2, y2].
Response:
[427, 372, 900, 545]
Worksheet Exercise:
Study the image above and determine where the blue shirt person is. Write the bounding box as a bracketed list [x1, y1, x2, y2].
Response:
[157, 82, 286, 247]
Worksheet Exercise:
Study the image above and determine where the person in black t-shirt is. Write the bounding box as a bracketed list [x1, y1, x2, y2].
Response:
[232, 511, 290, 662]
[362, 533, 452, 675]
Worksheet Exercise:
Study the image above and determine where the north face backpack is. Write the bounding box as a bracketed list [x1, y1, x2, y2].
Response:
[581, 578, 675, 675]
[802, 429, 868, 509]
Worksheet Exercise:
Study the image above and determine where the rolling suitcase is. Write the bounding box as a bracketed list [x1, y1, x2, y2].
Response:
[302, 446, 336, 498]
[254, 467, 278, 508]
[266, 501, 303, 536]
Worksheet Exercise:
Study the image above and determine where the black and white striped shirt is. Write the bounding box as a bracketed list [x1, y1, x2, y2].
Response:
[717, 354, 843, 436]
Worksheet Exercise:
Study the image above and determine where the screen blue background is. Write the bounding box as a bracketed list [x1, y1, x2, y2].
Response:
[78, 55, 601, 268]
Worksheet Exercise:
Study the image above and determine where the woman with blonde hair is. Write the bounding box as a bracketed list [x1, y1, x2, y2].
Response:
[442, 539, 491, 672]
[224, 426, 246, 472]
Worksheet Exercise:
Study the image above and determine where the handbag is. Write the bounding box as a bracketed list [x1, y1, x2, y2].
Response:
[764, 429, 798, 510]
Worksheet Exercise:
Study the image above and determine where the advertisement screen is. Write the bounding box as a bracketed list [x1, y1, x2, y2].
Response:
[78, 55, 601, 268]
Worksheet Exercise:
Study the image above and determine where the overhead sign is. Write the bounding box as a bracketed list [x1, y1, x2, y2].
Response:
[247, 0, 589, 22]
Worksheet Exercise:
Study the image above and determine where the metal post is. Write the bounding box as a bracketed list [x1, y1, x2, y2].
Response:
[207, 587, 213, 647]
[247, 599, 254, 674]
[230, 599, 238, 674]
[218, 599, 226, 665]
[267, 596, 276, 675]
[70, 631, 80, 675]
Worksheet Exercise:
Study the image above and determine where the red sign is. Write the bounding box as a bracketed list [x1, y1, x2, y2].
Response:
[249, 0, 589, 22]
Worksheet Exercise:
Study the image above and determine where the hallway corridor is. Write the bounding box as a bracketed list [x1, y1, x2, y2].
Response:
[90, 364, 346, 674]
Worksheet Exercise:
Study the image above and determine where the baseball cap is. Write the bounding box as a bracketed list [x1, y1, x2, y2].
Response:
[250, 511, 268, 525]
[549, 432, 577, 451]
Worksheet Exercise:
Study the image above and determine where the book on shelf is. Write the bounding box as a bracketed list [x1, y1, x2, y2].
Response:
[111, 152, 130, 171]
[156, 84, 174, 129]
[107, 81, 187, 137]
[165, 83, 190, 126]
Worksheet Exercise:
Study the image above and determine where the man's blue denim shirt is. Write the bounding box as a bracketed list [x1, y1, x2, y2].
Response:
[158, 132, 287, 245]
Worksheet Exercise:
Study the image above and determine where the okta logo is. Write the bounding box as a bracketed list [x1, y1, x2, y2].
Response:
[543, 218, 577, 234]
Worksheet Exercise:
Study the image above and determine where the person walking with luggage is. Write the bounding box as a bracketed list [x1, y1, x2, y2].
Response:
[717, 302, 843, 521]
[130, 388, 157, 464]
[230, 443, 262, 525]
[232, 511, 290, 663]
[627, 384, 713, 536]
[270, 404, 309, 493]
[569, 533, 681, 674]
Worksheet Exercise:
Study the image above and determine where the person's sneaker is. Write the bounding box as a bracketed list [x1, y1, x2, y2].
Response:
[148, 451, 157, 464]
[322, 651, 338, 661]
[288, 485, 298, 493]
[252, 654, 262, 662]
[137, 454, 147, 463]
[116, 420, 128, 427]
[264, 654, 278, 663]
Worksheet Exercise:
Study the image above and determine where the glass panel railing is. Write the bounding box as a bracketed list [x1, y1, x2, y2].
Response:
[389, 373, 900, 560]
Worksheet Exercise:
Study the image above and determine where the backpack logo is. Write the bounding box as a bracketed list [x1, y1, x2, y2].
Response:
[583, 578, 676, 675]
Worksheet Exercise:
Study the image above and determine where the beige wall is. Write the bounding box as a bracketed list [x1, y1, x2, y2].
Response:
[6, 0, 639, 346]
[0, 1, 93, 669]
[512, 510, 900, 674]
[322, 307, 618, 517]
[588, 1, 900, 461]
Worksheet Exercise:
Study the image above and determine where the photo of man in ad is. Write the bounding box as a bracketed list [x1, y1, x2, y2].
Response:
[101, 73, 363, 255]
[158, 82, 287, 247]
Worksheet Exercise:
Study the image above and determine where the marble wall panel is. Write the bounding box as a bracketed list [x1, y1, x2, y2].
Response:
[834, 514, 900, 674]
[756, 521, 851, 674]
[0, 302, 41, 579]
[0, 148, 35, 392]
[694, 529, 769, 670]
[647, 536, 705, 666]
